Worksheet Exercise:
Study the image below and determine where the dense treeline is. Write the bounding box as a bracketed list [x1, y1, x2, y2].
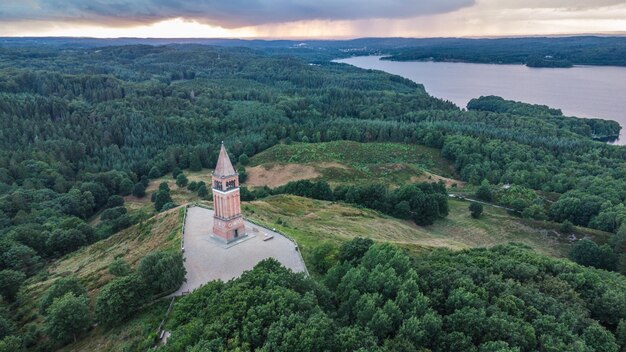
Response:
[382, 36, 626, 67]
[162, 238, 626, 351]
[5, 36, 626, 68]
[243, 179, 449, 225]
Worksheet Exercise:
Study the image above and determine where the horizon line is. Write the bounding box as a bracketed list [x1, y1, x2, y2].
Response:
[2, 32, 626, 41]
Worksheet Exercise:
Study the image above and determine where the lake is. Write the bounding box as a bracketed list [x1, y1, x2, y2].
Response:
[336, 56, 626, 145]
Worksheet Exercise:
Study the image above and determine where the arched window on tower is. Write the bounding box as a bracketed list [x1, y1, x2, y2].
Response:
[226, 180, 236, 190]
[214, 180, 223, 191]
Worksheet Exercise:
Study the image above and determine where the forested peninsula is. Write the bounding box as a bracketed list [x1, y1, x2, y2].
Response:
[381, 37, 626, 68]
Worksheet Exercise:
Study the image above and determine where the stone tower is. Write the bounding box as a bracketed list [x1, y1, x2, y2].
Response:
[212, 143, 245, 242]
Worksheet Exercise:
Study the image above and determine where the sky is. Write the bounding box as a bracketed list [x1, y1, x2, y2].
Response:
[1, 0, 626, 38]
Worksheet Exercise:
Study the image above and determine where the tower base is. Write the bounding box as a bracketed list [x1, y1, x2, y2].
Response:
[213, 216, 246, 243]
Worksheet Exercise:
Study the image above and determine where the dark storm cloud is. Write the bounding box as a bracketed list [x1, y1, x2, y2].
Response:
[1, 0, 476, 27]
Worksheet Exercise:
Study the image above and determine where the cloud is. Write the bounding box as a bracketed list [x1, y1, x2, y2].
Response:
[492, 0, 626, 10]
[0, 0, 476, 28]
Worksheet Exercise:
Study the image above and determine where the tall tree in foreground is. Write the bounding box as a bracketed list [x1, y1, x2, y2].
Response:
[44, 293, 90, 345]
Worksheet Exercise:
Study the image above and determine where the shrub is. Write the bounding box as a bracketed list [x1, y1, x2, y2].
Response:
[100, 206, 127, 221]
[39, 277, 87, 315]
[137, 251, 186, 295]
[44, 293, 90, 345]
[0, 269, 25, 301]
[175, 173, 188, 188]
[475, 181, 493, 202]
[108, 258, 132, 277]
[569, 239, 617, 271]
[469, 202, 483, 219]
[105, 195, 124, 209]
[238, 154, 250, 166]
[310, 243, 337, 275]
[132, 182, 146, 198]
[560, 220, 574, 233]
[95, 275, 147, 325]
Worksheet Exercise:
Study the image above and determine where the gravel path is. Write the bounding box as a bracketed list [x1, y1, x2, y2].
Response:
[171, 206, 306, 295]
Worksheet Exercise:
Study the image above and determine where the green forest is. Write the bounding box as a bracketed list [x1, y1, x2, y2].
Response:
[0, 41, 625, 350]
[381, 36, 626, 67]
[163, 239, 626, 352]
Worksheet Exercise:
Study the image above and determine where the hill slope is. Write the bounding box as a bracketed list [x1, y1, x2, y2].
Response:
[244, 195, 605, 260]
[19, 207, 184, 350]
[247, 141, 460, 187]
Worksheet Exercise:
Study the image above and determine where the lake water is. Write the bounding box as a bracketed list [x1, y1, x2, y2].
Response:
[336, 56, 626, 145]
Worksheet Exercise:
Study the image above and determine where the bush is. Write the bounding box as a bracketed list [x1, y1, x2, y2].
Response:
[197, 184, 209, 199]
[44, 293, 90, 345]
[154, 187, 173, 212]
[148, 166, 161, 179]
[0, 241, 42, 275]
[119, 178, 134, 196]
[569, 239, 617, 271]
[187, 181, 199, 192]
[105, 195, 124, 209]
[0, 270, 25, 301]
[522, 204, 547, 220]
[46, 229, 88, 256]
[469, 202, 483, 219]
[137, 251, 186, 295]
[560, 220, 574, 233]
[238, 153, 250, 166]
[39, 277, 87, 315]
[175, 173, 188, 188]
[310, 243, 337, 275]
[95, 275, 147, 325]
[132, 182, 146, 198]
[160, 202, 177, 211]
[0, 314, 14, 340]
[238, 166, 248, 183]
[475, 181, 493, 202]
[338, 237, 373, 264]
[240, 186, 256, 201]
[100, 206, 127, 221]
[108, 258, 131, 277]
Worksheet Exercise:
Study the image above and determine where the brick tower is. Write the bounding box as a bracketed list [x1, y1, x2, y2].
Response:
[212, 143, 245, 242]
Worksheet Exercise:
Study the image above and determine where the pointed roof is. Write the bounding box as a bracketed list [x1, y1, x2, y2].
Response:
[213, 142, 236, 177]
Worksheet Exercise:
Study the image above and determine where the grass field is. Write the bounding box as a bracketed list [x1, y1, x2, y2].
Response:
[247, 141, 462, 187]
[244, 195, 609, 262]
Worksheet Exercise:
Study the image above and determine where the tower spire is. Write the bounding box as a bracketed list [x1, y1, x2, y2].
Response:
[214, 143, 236, 177]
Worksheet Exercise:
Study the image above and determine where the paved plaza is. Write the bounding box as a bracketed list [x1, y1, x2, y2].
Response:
[172, 206, 307, 295]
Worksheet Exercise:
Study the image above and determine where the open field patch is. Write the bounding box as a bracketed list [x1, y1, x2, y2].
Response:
[246, 163, 321, 187]
[252, 141, 457, 177]
[247, 141, 463, 187]
[244, 195, 607, 261]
